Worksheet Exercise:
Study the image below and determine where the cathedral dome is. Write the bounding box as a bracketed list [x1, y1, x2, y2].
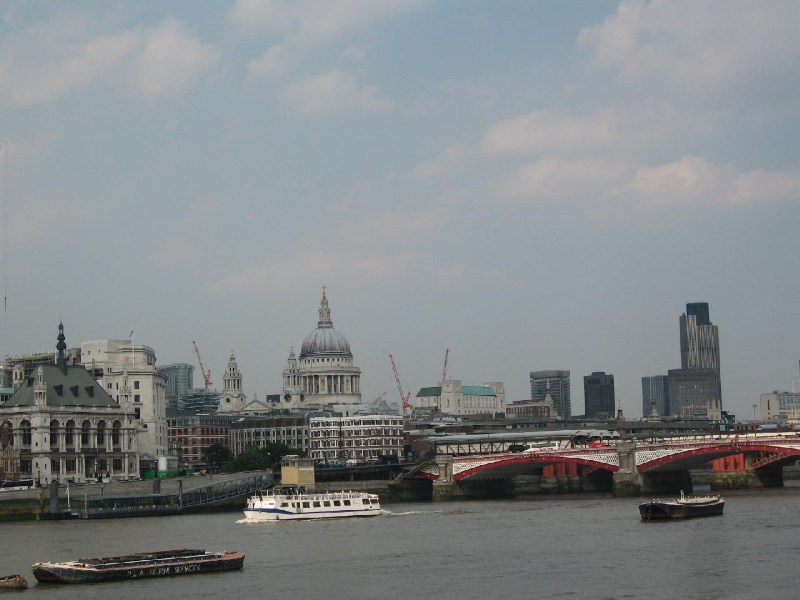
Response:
[300, 327, 351, 357]
[299, 288, 352, 358]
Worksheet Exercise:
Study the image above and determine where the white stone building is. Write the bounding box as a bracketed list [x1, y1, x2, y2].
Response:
[0, 324, 139, 484]
[308, 414, 404, 462]
[415, 380, 505, 418]
[217, 351, 250, 413]
[281, 288, 362, 412]
[81, 338, 168, 467]
[759, 391, 800, 422]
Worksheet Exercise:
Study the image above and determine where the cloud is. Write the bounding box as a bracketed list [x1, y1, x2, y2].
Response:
[206, 250, 412, 294]
[493, 158, 632, 203]
[280, 70, 393, 114]
[130, 18, 221, 100]
[412, 105, 705, 179]
[247, 44, 301, 81]
[0, 14, 219, 108]
[493, 155, 800, 217]
[229, 0, 424, 44]
[576, 0, 800, 100]
[610, 156, 800, 210]
[149, 196, 221, 267]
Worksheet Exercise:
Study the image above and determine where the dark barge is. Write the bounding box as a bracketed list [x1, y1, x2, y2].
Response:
[32, 549, 244, 584]
[639, 491, 725, 520]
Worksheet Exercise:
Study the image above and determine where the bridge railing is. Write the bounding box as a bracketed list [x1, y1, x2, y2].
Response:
[181, 473, 274, 508]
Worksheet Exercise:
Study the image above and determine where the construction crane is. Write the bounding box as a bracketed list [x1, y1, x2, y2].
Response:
[193, 341, 213, 391]
[441, 348, 450, 384]
[389, 354, 412, 417]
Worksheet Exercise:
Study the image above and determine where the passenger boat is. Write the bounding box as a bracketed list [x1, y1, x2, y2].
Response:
[243, 486, 381, 521]
[0, 574, 28, 590]
[639, 490, 725, 520]
[32, 549, 245, 584]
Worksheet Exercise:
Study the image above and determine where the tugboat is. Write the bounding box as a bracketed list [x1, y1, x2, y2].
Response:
[243, 456, 381, 522]
[639, 490, 725, 520]
[32, 549, 244, 584]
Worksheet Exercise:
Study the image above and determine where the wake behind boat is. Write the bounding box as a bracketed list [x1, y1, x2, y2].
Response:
[243, 455, 381, 522]
[639, 490, 725, 520]
[32, 549, 244, 584]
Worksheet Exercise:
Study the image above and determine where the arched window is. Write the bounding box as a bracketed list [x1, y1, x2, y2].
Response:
[112, 421, 122, 447]
[65, 420, 75, 447]
[81, 420, 91, 445]
[96, 421, 106, 447]
[20, 420, 32, 446]
[0, 420, 12, 447]
[50, 419, 60, 448]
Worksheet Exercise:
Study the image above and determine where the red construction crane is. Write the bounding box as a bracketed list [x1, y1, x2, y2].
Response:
[389, 354, 412, 417]
[193, 340, 213, 391]
[441, 348, 450, 384]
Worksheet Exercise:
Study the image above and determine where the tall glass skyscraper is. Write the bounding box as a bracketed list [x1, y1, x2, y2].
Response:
[530, 370, 571, 419]
[157, 363, 194, 409]
[641, 375, 669, 417]
[670, 302, 722, 420]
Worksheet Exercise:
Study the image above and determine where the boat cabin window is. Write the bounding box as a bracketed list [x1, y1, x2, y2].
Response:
[324, 501, 331, 507]
[333, 500, 341, 506]
[344, 500, 351, 506]
[280, 502, 289, 508]
[313, 501, 321, 507]
[302, 502, 310, 508]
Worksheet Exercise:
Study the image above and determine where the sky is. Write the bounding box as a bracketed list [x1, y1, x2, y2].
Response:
[1, 0, 799, 420]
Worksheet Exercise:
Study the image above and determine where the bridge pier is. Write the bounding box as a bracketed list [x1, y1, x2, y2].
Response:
[710, 455, 784, 490]
[431, 454, 513, 500]
[540, 464, 582, 494]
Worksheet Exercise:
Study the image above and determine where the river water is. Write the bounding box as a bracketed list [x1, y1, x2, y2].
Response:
[6, 487, 800, 600]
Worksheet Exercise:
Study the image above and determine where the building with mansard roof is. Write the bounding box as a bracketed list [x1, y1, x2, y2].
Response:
[0, 323, 139, 484]
[281, 288, 362, 413]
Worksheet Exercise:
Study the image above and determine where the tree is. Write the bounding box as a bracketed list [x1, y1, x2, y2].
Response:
[202, 444, 231, 472]
[225, 443, 303, 473]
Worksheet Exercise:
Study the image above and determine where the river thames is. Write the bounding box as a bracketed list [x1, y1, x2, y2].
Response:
[6, 487, 799, 600]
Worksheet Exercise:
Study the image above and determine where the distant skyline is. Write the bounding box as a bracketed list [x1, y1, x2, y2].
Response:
[2, 1, 799, 419]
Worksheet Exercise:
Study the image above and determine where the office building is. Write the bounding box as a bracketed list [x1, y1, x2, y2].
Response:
[157, 363, 194, 410]
[583, 372, 615, 419]
[530, 370, 571, 419]
[642, 375, 669, 418]
[669, 302, 722, 420]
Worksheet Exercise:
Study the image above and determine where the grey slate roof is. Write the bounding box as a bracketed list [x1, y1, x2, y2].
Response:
[1, 364, 118, 408]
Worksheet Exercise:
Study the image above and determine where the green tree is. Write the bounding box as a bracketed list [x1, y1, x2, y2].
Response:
[202, 443, 231, 472]
[225, 443, 303, 472]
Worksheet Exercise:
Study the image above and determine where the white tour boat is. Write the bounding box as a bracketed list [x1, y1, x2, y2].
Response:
[243, 455, 382, 521]
[243, 486, 381, 521]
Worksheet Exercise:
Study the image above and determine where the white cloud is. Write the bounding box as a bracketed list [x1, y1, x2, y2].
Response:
[0, 14, 219, 108]
[576, 0, 800, 99]
[280, 70, 393, 114]
[412, 105, 706, 180]
[610, 156, 800, 210]
[131, 18, 221, 100]
[493, 158, 632, 203]
[247, 44, 301, 81]
[229, 0, 424, 45]
[206, 250, 411, 294]
[149, 197, 221, 267]
[493, 155, 800, 216]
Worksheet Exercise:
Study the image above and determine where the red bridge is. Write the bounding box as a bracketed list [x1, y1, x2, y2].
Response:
[414, 433, 800, 497]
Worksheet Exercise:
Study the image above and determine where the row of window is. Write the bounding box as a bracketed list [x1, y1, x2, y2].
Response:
[310, 439, 401, 448]
[5, 420, 125, 447]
